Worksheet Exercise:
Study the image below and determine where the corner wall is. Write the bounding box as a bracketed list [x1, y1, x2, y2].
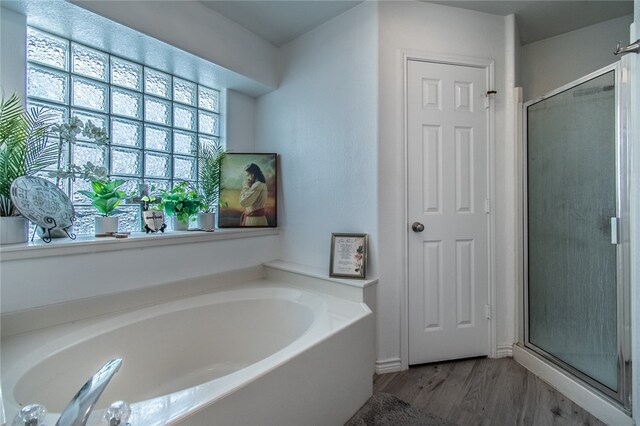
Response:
[254, 3, 379, 275]
[0, 7, 26, 97]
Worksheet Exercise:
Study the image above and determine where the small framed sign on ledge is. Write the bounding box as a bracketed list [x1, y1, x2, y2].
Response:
[329, 233, 368, 279]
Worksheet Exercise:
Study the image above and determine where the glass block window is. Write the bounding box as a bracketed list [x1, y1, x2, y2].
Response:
[26, 27, 222, 234]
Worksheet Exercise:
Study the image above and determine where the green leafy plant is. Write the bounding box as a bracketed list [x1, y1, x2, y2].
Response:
[77, 163, 128, 216]
[198, 141, 226, 213]
[0, 93, 57, 216]
[157, 181, 205, 225]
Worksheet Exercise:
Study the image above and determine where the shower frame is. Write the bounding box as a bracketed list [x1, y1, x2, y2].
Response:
[521, 62, 632, 412]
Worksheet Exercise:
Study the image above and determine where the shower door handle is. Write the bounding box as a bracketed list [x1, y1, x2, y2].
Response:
[611, 217, 620, 244]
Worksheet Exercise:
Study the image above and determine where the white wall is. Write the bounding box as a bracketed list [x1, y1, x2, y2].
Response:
[521, 14, 633, 100]
[254, 3, 378, 274]
[1, 236, 280, 312]
[0, 7, 26, 98]
[227, 90, 256, 152]
[71, 0, 279, 92]
[377, 1, 514, 367]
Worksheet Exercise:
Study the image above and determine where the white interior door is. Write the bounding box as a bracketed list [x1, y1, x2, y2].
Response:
[407, 59, 490, 365]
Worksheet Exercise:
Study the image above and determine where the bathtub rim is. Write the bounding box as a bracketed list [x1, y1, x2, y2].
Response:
[1, 280, 372, 425]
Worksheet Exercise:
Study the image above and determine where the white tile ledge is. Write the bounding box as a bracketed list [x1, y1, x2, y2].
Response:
[0, 228, 279, 261]
[264, 259, 378, 289]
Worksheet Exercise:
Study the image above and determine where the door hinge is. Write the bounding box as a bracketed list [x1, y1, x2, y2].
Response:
[484, 199, 491, 213]
[484, 90, 497, 108]
[485, 304, 492, 319]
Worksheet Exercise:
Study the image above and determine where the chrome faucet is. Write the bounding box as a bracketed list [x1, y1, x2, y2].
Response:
[55, 358, 123, 426]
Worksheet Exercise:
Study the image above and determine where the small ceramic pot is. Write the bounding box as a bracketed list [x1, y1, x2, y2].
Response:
[95, 216, 119, 235]
[197, 212, 216, 231]
[172, 216, 189, 231]
[0, 216, 28, 244]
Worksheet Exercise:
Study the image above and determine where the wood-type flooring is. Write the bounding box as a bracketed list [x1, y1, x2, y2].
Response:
[373, 357, 607, 426]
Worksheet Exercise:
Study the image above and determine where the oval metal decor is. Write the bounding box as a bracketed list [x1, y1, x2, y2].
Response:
[10, 176, 75, 232]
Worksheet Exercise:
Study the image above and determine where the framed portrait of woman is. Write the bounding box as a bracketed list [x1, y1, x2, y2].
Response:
[218, 153, 277, 228]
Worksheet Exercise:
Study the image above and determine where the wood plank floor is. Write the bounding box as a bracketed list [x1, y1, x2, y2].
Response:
[373, 357, 606, 426]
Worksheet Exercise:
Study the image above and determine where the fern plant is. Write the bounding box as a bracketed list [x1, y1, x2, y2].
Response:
[0, 93, 57, 216]
[198, 140, 226, 213]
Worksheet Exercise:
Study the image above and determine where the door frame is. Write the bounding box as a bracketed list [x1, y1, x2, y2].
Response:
[520, 62, 632, 410]
[400, 50, 497, 369]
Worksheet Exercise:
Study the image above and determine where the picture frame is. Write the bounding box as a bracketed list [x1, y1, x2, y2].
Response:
[329, 233, 368, 279]
[218, 153, 277, 228]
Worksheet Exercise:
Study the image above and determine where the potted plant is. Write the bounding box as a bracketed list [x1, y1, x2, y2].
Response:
[0, 93, 57, 244]
[76, 162, 128, 235]
[156, 181, 204, 231]
[197, 141, 226, 231]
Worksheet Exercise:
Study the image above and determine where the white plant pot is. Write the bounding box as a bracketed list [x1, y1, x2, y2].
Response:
[0, 216, 28, 245]
[95, 216, 119, 235]
[197, 212, 216, 231]
[172, 216, 189, 231]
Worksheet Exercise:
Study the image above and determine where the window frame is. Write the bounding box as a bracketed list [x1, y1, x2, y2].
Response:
[25, 26, 222, 234]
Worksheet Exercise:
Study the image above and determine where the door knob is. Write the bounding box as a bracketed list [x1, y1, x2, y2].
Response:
[411, 222, 425, 232]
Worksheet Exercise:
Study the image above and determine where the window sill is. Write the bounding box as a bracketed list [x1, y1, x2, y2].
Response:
[0, 228, 279, 261]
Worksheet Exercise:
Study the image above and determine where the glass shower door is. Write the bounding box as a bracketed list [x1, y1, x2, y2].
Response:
[525, 68, 626, 402]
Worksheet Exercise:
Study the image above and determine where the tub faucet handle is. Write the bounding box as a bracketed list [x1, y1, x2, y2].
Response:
[12, 404, 47, 426]
[56, 358, 122, 426]
[104, 401, 131, 426]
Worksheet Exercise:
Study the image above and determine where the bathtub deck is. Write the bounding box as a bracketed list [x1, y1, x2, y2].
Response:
[373, 357, 606, 426]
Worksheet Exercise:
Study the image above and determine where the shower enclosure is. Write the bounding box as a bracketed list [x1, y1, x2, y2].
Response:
[523, 63, 631, 409]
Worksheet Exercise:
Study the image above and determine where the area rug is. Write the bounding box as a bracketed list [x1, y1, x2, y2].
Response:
[345, 393, 456, 426]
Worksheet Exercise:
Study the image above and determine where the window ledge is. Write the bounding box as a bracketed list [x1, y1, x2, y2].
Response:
[0, 228, 279, 261]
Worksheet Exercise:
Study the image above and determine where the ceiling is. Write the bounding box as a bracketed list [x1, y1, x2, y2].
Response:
[199, 0, 633, 47]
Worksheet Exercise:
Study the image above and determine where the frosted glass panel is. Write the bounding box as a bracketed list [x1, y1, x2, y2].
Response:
[145, 152, 171, 178]
[73, 142, 107, 169]
[26, 27, 225, 236]
[72, 77, 109, 112]
[145, 97, 171, 125]
[145, 125, 171, 152]
[198, 86, 219, 112]
[111, 118, 142, 147]
[174, 105, 197, 131]
[111, 147, 142, 176]
[174, 78, 197, 106]
[115, 205, 141, 232]
[27, 65, 68, 103]
[174, 156, 196, 181]
[174, 130, 196, 155]
[111, 88, 142, 119]
[72, 44, 108, 81]
[27, 28, 68, 70]
[526, 71, 617, 391]
[145, 69, 171, 99]
[198, 111, 219, 135]
[111, 57, 142, 91]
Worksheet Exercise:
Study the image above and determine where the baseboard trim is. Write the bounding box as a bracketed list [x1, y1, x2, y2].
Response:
[495, 344, 513, 358]
[375, 358, 403, 374]
[513, 345, 632, 426]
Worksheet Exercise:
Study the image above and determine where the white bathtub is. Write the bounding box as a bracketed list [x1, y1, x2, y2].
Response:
[1, 278, 374, 425]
